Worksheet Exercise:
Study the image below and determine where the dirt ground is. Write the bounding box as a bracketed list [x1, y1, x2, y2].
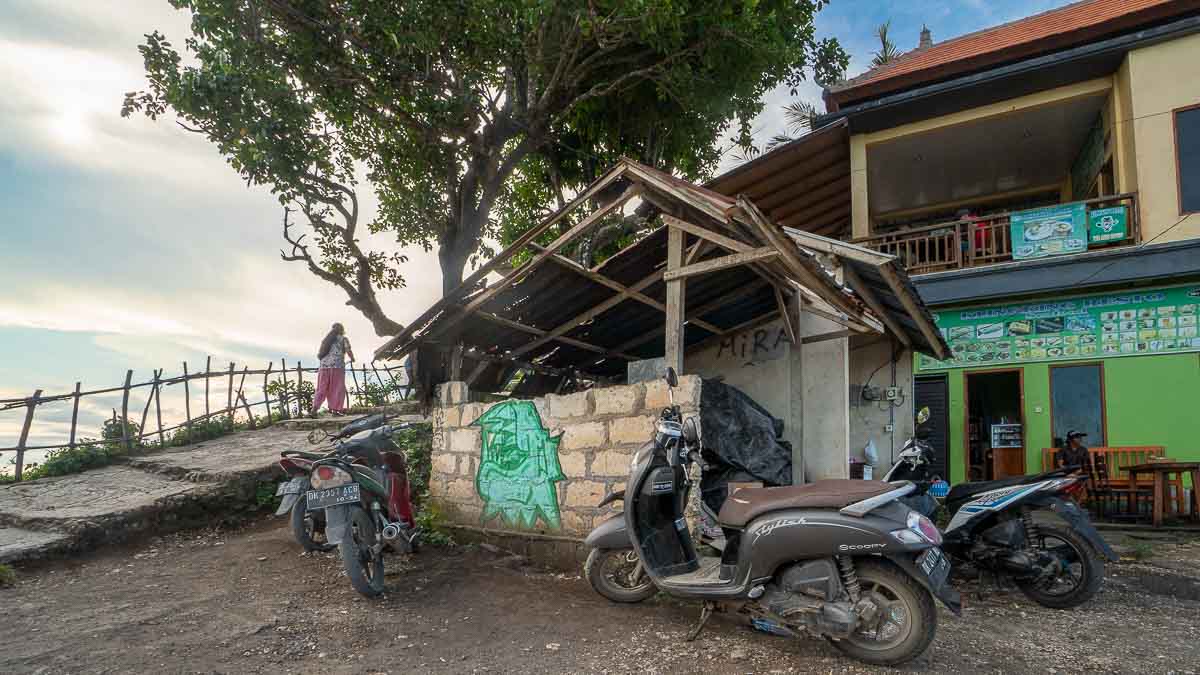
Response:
[4, 517, 1199, 675]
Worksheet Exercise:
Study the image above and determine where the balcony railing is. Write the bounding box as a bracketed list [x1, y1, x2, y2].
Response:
[853, 193, 1140, 275]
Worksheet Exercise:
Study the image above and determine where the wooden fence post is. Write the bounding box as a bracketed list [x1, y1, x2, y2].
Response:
[120, 369, 133, 450]
[68, 381, 81, 451]
[225, 362, 235, 419]
[137, 369, 160, 446]
[182, 361, 192, 439]
[204, 355, 211, 418]
[14, 389, 42, 481]
[155, 370, 164, 447]
[262, 363, 274, 426]
[295, 361, 304, 414]
[349, 364, 360, 409]
[235, 367, 250, 427]
[279, 358, 290, 419]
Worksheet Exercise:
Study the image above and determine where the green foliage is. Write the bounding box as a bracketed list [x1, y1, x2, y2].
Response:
[415, 500, 455, 547]
[354, 378, 407, 408]
[872, 20, 900, 67]
[392, 423, 434, 502]
[255, 481, 279, 509]
[168, 416, 235, 446]
[0, 564, 15, 588]
[266, 378, 315, 417]
[124, 0, 850, 306]
[1130, 541, 1155, 561]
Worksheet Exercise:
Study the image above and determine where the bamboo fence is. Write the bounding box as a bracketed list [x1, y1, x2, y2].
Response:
[0, 358, 412, 481]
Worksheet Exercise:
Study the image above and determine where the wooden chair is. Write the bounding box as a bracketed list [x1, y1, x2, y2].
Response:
[1041, 446, 1166, 518]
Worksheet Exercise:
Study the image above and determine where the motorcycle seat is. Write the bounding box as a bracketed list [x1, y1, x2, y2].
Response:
[717, 480, 896, 528]
[945, 468, 1072, 505]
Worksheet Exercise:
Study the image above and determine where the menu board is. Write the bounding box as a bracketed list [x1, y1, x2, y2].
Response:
[917, 284, 1200, 371]
[1010, 203, 1088, 260]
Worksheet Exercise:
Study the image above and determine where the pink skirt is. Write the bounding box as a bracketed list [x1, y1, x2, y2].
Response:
[312, 367, 348, 413]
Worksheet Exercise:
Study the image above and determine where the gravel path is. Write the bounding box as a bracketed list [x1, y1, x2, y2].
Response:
[3, 517, 1198, 674]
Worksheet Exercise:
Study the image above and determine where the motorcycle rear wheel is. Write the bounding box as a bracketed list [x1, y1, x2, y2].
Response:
[1015, 525, 1103, 609]
[340, 507, 386, 597]
[290, 498, 335, 553]
[585, 548, 657, 603]
[830, 559, 937, 667]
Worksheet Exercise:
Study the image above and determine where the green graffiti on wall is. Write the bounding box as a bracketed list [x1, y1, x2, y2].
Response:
[471, 400, 564, 530]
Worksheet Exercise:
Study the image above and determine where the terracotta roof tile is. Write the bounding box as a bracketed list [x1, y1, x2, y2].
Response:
[829, 0, 1197, 103]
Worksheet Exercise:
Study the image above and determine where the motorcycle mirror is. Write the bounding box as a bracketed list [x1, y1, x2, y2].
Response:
[916, 406, 931, 425]
[665, 367, 678, 388]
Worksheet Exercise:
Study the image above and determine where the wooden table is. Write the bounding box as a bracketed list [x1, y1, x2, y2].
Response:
[1126, 461, 1200, 527]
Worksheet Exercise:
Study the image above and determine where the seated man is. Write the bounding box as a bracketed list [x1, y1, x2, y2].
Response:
[1057, 430, 1093, 476]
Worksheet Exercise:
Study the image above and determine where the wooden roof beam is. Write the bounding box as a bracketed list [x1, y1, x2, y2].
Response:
[841, 266, 913, 349]
[661, 247, 780, 282]
[613, 279, 771, 353]
[468, 308, 641, 361]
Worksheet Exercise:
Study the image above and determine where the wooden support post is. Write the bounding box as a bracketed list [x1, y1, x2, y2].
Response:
[235, 367, 249, 425]
[279, 358, 290, 419]
[182, 361, 192, 439]
[204, 355, 211, 417]
[349, 363, 361, 409]
[14, 389, 42, 481]
[664, 224, 686, 374]
[138, 369, 160, 445]
[226, 362, 235, 417]
[449, 344, 465, 381]
[68, 381, 81, 451]
[120, 369, 133, 450]
[295, 362, 304, 414]
[154, 370, 164, 447]
[262, 364, 274, 426]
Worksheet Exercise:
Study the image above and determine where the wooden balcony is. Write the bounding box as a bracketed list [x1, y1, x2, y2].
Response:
[853, 193, 1140, 275]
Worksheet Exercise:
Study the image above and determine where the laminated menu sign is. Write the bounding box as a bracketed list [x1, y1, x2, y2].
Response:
[1010, 203, 1088, 259]
[1088, 206, 1128, 243]
[917, 284, 1200, 371]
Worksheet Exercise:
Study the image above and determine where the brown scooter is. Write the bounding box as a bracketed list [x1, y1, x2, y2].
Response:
[583, 369, 960, 666]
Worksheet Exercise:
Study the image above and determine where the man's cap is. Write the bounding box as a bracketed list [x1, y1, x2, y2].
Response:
[1066, 430, 1088, 440]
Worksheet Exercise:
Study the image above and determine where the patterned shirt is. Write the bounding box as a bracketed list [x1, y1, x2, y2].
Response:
[319, 336, 351, 369]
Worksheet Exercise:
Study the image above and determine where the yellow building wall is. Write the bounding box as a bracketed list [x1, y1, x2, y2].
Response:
[1126, 33, 1200, 242]
[1112, 56, 1139, 194]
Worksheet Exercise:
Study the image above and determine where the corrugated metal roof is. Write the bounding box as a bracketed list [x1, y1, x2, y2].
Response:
[828, 0, 1197, 105]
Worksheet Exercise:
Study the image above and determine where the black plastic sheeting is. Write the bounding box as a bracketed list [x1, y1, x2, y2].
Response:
[697, 379, 792, 515]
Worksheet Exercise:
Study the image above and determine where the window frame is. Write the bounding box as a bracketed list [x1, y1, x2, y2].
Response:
[1173, 102, 1200, 216]
[1048, 361, 1108, 448]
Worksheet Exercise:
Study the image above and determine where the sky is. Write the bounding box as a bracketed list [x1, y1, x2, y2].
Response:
[0, 0, 1076, 453]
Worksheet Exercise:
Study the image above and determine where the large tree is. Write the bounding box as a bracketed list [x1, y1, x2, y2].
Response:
[124, 0, 847, 337]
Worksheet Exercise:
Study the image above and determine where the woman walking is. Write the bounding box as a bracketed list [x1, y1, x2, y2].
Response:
[312, 322, 355, 416]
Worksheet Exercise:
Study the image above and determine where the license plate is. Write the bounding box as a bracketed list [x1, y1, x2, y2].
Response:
[306, 483, 361, 510]
[276, 478, 305, 496]
[918, 547, 951, 587]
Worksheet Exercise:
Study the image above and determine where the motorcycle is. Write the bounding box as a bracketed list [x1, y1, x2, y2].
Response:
[274, 414, 395, 553]
[584, 369, 959, 667]
[884, 407, 1117, 609]
[302, 420, 419, 597]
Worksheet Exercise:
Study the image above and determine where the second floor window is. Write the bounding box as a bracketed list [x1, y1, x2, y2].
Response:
[1176, 104, 1200, 214]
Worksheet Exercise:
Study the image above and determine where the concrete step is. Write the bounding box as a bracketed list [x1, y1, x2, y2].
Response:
[0, 528, 72, 564]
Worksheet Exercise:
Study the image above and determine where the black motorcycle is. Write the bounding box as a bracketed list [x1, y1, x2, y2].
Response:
[884, 407, 1117, 609]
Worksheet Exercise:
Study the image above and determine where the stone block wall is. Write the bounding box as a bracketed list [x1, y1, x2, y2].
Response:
[429, 376, 701, 539]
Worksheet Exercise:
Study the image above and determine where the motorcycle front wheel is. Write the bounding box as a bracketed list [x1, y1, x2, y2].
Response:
[831, 559, 937, 667]
[1015, 525, 1104, 609]
[290, 498, 335, 552]
[339, 507, 386, 597]
[585, 548, 657, 603]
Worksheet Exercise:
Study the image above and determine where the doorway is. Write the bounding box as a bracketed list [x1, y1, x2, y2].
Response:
[964, 369, 1025, 481]
[914, 375, 951, 481]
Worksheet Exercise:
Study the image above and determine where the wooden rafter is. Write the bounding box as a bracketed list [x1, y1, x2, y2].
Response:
[876, 263, 950, 360]
[613, 280, 770, 353]
[661, 247, 780, 282]
[840, 266, 913, 349]
[775, 285, 798, 346]
[468, 308, 641, 361]
[661, 214, 755, 254]
[374, 162, 631, 361]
